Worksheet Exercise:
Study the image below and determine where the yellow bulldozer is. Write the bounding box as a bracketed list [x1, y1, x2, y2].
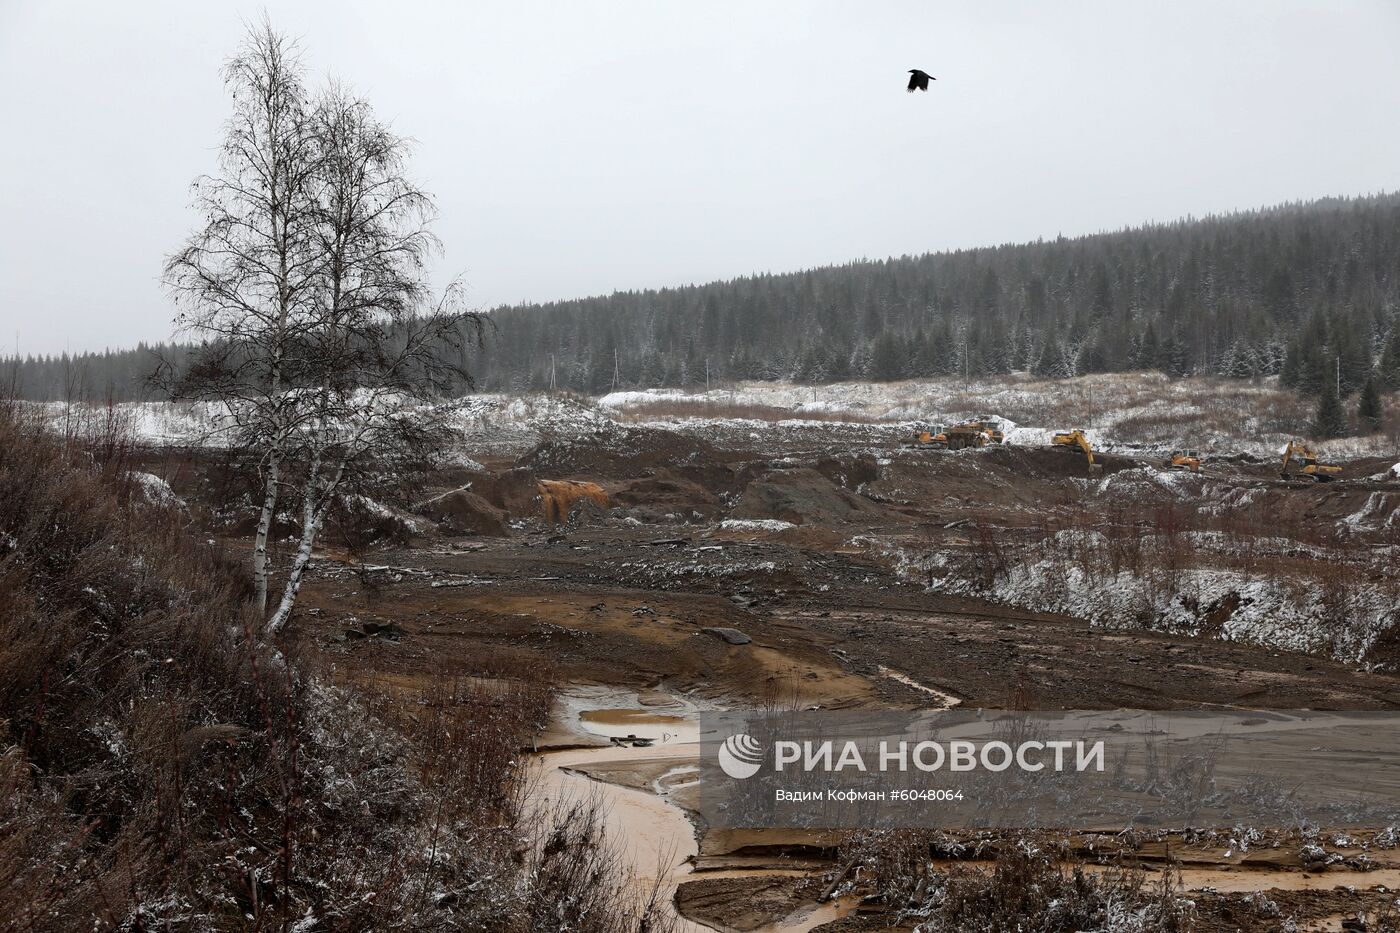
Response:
[1280, 439, 1342, 482]
[1052, 428, 1103, 475]
[904, 425, 948, 449]
[1165, 449, 1203, 473]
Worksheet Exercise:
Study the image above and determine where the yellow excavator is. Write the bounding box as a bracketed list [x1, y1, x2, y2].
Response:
[1280, 438, 1342, 482]
[1165, 449, 1203, 473]
[1052, 428, 1103, 475]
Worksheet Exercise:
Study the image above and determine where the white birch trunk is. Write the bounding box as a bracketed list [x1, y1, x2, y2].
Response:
[264, 453, 348, 635]
[252, 454, 281, 615]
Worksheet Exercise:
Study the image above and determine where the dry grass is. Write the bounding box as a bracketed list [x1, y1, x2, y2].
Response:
[0, 399, 680, 932]
[835, 831, 1195, 932]
[0, 397, 287, 928]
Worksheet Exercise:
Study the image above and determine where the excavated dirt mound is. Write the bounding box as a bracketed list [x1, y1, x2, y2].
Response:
[869, 449, 1073, 517]
[730, 467, 901, 527]
[979, 443, 1137, 479]
[539, 479, 609, 524]
[608, 469, 722, 518]
[459, 467, 540, 517]
[1089, 465, 1212, 502]
[864, 444, 1156, 526]
[814, 452, 879, 489]
[413, 487, 510, 536]
[517, 422, 740, 492]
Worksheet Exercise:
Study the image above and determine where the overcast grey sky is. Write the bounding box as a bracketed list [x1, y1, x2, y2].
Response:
[2, 1, 1398, 356]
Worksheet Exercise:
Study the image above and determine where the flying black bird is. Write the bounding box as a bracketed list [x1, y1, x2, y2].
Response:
[907, 69, 935, 92]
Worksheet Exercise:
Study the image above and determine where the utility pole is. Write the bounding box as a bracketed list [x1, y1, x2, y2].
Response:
[612, 347, 619, 392]
[549, 353, 556, 392]
[705, 358, 710, 391]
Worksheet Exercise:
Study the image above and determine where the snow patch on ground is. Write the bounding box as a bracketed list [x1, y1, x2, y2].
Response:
[718, 518, 797, 532]
[898, 529, 1399, 663]
[1340, 492, 1399, 532]
[36, 376, 1399, 464]
[599, 375, 1400, 459]
[127, 471, 184, 508]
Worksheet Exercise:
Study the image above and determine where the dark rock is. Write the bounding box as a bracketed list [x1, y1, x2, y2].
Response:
[567, 495, 609, 526]
[702, 626, 752, 645]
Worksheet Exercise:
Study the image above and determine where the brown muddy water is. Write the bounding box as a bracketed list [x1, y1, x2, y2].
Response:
[530, 692, 857, 932]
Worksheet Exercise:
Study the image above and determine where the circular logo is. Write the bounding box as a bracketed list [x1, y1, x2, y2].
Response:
[717, 733, 764, 779]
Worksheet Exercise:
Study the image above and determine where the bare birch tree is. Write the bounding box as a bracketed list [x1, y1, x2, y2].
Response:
[262, 84, 481, 634]
[162, 19, 320, 616]
[164, 22, 481, 636]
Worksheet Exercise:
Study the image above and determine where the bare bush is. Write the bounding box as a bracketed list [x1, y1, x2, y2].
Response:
[835, 832, 1195, 932]
[0, 402, 677, 931]
[520, 798, 679, 933]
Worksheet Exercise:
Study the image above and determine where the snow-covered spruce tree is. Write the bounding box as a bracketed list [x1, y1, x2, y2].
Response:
[1379, 324, 1400, 390]
[1358, 375, 1383, 433]
[165, 23, 481, 636]
[1313, 370, 1348, 439]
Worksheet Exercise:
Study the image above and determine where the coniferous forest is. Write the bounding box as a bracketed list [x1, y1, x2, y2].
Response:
[8, 192, 1400, 403]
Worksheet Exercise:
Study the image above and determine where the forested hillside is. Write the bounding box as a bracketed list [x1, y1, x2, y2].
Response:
[8, 192, 1400, 401]
[470, 192, 1400, 398]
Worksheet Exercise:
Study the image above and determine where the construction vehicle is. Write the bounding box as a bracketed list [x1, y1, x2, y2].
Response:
[944, 419, 1005, 451]
[1280, 439, 1342, 482]
[973, 418, 1006, 444]
[904, 425, 948, 449]
[1052, 428, 1103, 475]
[1165, 449, 1203, 473]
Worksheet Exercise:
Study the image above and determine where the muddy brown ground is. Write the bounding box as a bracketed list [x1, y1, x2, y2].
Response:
[162, 420, 1400, 932]
[283, 521, 1400, 932]
[296, 528, 1400, 712]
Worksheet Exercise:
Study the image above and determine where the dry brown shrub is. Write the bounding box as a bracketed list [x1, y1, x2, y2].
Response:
[0, 400, 675, 932]
[835, 831, 1195, 932]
